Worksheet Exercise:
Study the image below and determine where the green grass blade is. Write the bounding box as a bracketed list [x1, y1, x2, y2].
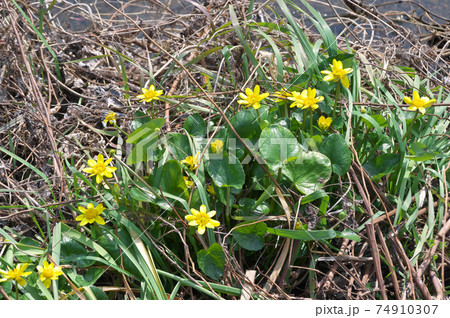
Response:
[0, 146, 55, 200]
[229, 5, 269, 88]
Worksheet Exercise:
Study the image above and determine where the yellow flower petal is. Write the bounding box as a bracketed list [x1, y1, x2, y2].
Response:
[404, 96, 412, 104]
[95, 216, 105, 225]
[44, 278, 51, 288]
[341, 76, 350, 88]
[197, 225, 206, 235]
[185, 205, 220, 235]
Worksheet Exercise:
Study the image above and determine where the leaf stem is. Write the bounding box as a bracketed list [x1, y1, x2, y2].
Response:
[333, 84, 341, 118]
[402, 110, 419, 142]
[225, 186, 231, 229]
[256, 108, 262, 128]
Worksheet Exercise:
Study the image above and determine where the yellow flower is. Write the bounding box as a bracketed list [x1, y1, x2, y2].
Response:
[301, 88, 324, 110]
[37, 261, 63, 289]
[82, 153, 117, 184]
[180, 153, 199, 171]
[272, 89, 293, 102]
[287, 91, 304, 108]
[136, 85, 164, 103]
[237, 85, 269, 110]
[0, 263, 32, 286]
[103, 112, 117, 125]
[183, 176, 194, 189]
[210, 139, 224, 153]
[185, 204, 220, 235]
[404, 90, 436, 115]
[76, 203, 106, 226]
[321, 59, 353, 88]
[207, 184, 216, 196]
[288, 88, 324, 110]
[317, 116, 332, 130]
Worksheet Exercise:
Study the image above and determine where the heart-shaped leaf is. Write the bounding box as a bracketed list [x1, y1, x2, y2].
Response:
[197, 243, 225, 281]
[165, 133, 192, 161]
[232, 221, 267, 251]
[228, 108, 261, 139]
[363, 153, 400, 181]
[184, 113, 206, 137]
[159, 160, 188, 200]
[259, 125, 301, 171]
[319, 133, 351, 176]
[282, 151, 332, 195]
[207, 153, 245, 189]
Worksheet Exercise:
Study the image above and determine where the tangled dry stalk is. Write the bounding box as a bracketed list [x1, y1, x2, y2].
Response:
[0, 0, 449, 300]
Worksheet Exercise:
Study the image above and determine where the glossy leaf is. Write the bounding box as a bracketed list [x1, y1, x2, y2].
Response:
[406, 142, 437, 162]
[363, 153, 401, 181]
[228, 108, 261, 141]
[126, 118, 164, 145]
[267, 227, 336, 241]
[197, 243, 225, 281]
[259, 125, 301, 171]
[159, 160, 188, 200]
[319, 133, 351, 176]
[60, 238, 96, 268]
[184, 113, 206, 137]
[336, 229, 361, 242]
[165, 133, 192, 161]
[129, 186, 156, 203]
[207, 153, 245, 189]
[232, 221, 267, 251]
[282, 151, 332, 195]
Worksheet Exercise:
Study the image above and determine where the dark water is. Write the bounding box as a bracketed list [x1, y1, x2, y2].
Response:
[53, 0, 449, 34]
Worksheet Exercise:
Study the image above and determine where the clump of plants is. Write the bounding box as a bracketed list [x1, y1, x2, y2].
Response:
[0, 0, 448, 300]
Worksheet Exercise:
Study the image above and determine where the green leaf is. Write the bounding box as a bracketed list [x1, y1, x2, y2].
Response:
[183, 113, 206, 137]
[282, 151, 332, 195]
[126, 119, 163, 164]
[159, 160, 188, 200]
[126, 118, 164, 144]
[232, 221, 267, 251]
[96, 230, 142, 280]
[207, 153, 245, 189]
[238, 198, 270, 215]
[300, 190, 328, 205]
[84, 285, 109, 300]
[363, 153, 401, 181]
[259, 125, 301, 171]
[0, 281, 12, 299]
[267, 227, 336, 241]
[80, 268, 105, 286]
[319, 133, 351, 176]
[130, 110, 151, 130]
[60, 237, 96, 268]
[197, 243, 225, 281]
[362, 114, 388, 129]
[15, 238, 44, 262]
[165, 133, 192, 161]
[129, 186, 156, 203]
[406, 142, 437, 162]
[336, 229, 361, 242]
[228, 108, 261, 141]
[126, 133, 160, 164]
